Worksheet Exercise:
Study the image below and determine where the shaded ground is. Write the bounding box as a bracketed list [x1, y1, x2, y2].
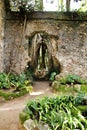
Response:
[0, 81, 55, 130]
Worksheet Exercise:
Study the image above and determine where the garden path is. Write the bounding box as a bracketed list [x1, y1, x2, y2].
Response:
[0, 81, 55, 130]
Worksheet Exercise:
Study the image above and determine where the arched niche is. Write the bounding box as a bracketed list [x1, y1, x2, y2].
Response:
[26, 32, 61, 79]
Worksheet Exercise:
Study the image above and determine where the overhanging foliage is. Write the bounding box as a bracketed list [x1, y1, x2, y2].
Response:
[6, 0, 87, 12]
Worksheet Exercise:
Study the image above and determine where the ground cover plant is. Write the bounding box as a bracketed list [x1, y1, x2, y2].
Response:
[0, 72, 33, 100]
[20, 95, 87, 130]
[59, 74, 87, 85]
[51, 74, 87, 94]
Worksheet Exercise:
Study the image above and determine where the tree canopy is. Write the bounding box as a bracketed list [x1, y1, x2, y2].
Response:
[8, 0, 87, 12]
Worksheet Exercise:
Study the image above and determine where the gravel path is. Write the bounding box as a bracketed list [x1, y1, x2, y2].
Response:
[0, 81, 55, 130]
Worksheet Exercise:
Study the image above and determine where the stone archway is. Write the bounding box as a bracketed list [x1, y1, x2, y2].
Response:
[27, 32, 61, 79]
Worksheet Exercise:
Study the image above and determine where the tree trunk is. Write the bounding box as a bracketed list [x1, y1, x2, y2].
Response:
[66, 0, 71, 12]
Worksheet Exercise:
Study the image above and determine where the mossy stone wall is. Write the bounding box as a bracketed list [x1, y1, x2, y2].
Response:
[0, 11, 87, 79]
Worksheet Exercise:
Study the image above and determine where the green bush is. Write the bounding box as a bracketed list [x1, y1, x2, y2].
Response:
[0, 72, 33, 100]
[52, 74, 87, 94]
[49, 72, 57, 81]
[60, 74, 87, 85]
[75, 93, 87, 106]
[21, 96, 87, 130]
[0, 73, 11, 89]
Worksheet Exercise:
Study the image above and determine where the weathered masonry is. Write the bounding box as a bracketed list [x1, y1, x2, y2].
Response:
[0, 0, 5, 72]
[0, 0, 87, 79]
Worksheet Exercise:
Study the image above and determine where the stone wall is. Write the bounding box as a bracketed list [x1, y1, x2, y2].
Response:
[0, 0, 5, 72]
[4, 20, 29, 74]
[25, 20, 87, 79]
[3, 12, 87, 79]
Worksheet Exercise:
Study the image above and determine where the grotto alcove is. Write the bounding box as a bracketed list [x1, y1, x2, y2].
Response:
[26, 32, 61, 80]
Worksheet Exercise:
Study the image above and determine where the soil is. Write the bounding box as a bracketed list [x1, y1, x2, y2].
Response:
[0, 81, 55, 130]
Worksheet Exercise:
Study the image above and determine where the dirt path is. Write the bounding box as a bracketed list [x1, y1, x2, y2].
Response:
[0, 81, 55, 130]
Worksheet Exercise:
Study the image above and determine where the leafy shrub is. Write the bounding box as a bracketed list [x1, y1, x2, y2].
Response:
[75, 93, 87, 116]
[0, 73, 10, 89]
[60, 74, 87, 85]
[52, 74, 87, 93]
[21, 96, 87, 130]
[49, 72, 57, 81]
[75, 92, 87, 106]
[0, 72, 33, 100]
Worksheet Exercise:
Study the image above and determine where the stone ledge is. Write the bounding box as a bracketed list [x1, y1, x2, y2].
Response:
[6, 11, 87, 21]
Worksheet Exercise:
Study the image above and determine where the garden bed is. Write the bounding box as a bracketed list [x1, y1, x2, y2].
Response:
[20, 95, 87, 130]
[51, 74, 87, 94]
[19, 74, 87, 130]
[0, 72, 33, 100]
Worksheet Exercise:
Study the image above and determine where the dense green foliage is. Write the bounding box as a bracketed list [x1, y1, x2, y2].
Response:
[9, 0, 87, 12]
[76, 11, 87, 19]
[0, 72, 33, 89]
[75, 93, 87, 106]
[50, 73, 87, 84]
[59, 74, 87, 85]
[49, 72, 57, 81]
[52, 74, 87, 93]
[0, 72, 33, 100]
[20, 95, 87, 130]
[9, 0, 42, 11]
[0, 73, 11, 89]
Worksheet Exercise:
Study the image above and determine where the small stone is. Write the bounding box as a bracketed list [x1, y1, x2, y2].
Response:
[38, 122, 49, 130]
[23, 119, 36, 130]
[55, 74, 63, 80]
[23, 119, 49, 130]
